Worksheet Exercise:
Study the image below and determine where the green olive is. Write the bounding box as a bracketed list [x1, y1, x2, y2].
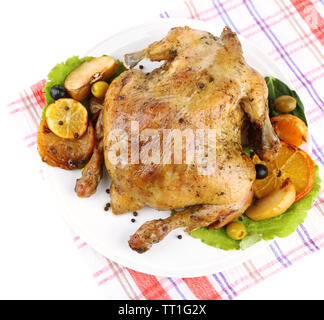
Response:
[226, 221, 247, 240]
[91, 81, 109, 99]
[274, 95, 297, 113]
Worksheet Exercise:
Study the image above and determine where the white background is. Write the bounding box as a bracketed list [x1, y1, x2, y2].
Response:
[0, 0, 323, 300]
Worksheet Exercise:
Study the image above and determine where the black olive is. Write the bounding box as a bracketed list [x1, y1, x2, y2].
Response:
[50, 85, 68, 100]
[255, 164, 268, 179]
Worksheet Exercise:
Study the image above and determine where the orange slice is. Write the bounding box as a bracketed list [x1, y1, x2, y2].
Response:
[45, 98, 88, 139]
[271, 114, 307, 147]
[252, 142, 315, 202]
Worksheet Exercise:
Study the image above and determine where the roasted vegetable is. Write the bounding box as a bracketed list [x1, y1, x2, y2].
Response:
[37, 120, 95, 170]
[64, 56, 118, 101]
[43, 56, 93, 117]
[246, 179, 296, 221]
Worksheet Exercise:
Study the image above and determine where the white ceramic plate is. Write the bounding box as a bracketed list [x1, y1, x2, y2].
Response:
[44, 19, 310, 277]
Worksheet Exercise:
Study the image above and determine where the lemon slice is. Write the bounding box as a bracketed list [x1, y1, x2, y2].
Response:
[45, 98, 88, 139]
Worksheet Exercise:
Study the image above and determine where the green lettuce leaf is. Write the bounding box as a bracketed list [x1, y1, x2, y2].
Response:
[190, 227, 240, 250]
[242, 146, 254, 157]
[190, 164, 321, 250]
[109, 60, 127, 82]
[239, 232, 261, 250]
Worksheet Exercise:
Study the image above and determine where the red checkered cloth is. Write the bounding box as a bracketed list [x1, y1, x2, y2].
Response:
[6, 0, 324, 300]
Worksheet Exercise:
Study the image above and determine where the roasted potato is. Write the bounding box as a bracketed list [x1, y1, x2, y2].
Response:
[64, 56, 118, 101]
[37, 120, 95, 170]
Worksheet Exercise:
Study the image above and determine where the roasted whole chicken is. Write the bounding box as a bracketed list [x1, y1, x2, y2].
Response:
[103, 26, 280, 253]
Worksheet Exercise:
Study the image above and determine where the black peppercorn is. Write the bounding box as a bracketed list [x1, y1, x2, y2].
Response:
[43, 127, 51, 134]
[68, 159, 77, 168]
[171, 50, 178, 57]
[104, 202, 110, 212]
[199, 83, 205, 89]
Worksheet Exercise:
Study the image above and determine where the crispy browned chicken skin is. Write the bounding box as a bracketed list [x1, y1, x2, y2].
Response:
[75, 111, 104, 198]
[103, 26, 279, 252]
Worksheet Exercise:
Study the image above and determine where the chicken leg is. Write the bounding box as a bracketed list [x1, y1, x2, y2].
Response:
[129, 189, 253, 253]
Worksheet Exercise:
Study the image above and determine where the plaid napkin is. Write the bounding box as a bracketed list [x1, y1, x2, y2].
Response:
[7, 0, 324, 300]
